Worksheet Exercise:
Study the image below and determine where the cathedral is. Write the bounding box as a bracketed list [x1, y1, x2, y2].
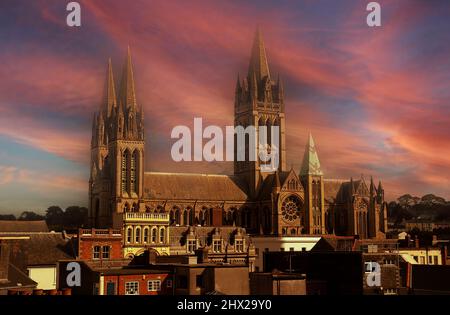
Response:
[89, 30, 388, 240]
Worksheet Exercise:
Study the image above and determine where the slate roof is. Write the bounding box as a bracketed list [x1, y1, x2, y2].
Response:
[144, 172, 248, 201]
[9, 232, 76, 269]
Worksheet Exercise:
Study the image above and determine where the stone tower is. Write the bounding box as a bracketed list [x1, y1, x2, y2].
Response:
[89, 48, 145, 228]
[234, 29, 287, 198]
[300, 133, 325, 234]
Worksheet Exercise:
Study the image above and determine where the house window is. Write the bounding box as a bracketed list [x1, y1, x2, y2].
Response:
[135, 227, 141, 243]
[428, 256, 433, 264]
[125, 282, 139, 295]
[143, 228, 149, 243]
[213, 240, 222, 252]
[187, 240, 197, 253]
[166, 279, 173, 288]
[126, 228, 132, 243]
[93, 246, 101, 259]
[151, 228, 157, 243]
[235, 240, 244, 252]
[159, 228, 165, 243]
[102, 246, 110, 259]
[147, 280, 161, 292]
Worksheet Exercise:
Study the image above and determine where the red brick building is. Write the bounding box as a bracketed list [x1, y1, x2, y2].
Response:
[77, 229, 123, 261]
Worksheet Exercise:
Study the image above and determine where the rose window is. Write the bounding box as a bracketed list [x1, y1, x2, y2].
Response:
[281, 196, 302, 222]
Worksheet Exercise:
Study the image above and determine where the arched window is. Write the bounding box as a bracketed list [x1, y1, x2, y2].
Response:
[151, 228, 157, 243]
[130, 150, 138, 193]
[175, 208, 180, 225]
[143, 228, 149, 243]
[121, 150, 129, 194]
[159, 228, 165, 243]
[123, 203, 130, 213]
[291, 228, 296, 235]
[126, 227, 132, 243]
[169, 210, 175, 225]
[135, 227, 141, 243]
[131, 203, 138, 212]
[183, 210, 188, 226]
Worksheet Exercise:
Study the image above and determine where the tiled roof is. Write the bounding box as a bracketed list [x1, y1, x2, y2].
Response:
[144, 172, 248, 201]
[0, 220, 48, 233]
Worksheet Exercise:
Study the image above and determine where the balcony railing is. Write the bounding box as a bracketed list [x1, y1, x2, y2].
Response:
[79, 229, 122, 236]
[123, 212, 170, 222]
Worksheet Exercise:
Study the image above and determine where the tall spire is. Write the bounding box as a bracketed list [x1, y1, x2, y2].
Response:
[300, 133, 323, 176]
[120, 46, 137, 110]
[103, 58, 117, 117]
[248, 28, 271, 82]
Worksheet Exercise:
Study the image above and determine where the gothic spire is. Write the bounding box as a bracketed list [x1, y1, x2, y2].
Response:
[300, 133, 323, 176]
[119, 46, 137, 111]
[248, 28, 271, 82]
[103, 58, 117, 117]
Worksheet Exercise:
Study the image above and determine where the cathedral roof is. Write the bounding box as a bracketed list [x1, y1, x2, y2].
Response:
[300, 133, 323, 176]
[143, 172, 248, 201]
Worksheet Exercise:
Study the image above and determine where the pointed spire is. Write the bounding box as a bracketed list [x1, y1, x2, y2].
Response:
[273, 170, 281, 188]
[103, 58, 117, 117]
[300, 133, 323, 176]
[378, 180, 383, 191]
[235, 74, 241, 92]
[119, 46, 137, 110]
[248, 28, 271, 82]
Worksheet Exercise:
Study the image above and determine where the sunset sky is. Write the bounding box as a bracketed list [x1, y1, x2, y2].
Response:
[1, 0, 449, 214]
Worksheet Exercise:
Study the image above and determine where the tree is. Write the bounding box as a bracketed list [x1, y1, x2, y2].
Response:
[0, 214, 16, 220]
[45, 206, 64, 229]
[63, 206, 88, 228]
[18, 211, 44, 221]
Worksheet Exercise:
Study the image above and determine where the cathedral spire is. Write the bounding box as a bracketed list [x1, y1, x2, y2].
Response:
[248, 28, 271, 82]
[120, 46, 137, 110]
[103, 58, 117, 117]
[300, 133, 323, 176]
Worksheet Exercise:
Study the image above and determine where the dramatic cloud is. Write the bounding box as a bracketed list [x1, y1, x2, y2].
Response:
[0, 0, 449, 213]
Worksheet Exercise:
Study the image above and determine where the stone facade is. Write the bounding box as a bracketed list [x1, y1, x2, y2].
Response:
[89, 30, 388, 240]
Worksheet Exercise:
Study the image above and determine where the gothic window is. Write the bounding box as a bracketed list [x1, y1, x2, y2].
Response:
[174, 207, 181, 225]
[130, 150, 138, 193]
[183, 210, 188, 226]
[281, 195, 302, 222]
[290, 229, 296, 235]
[121, 151, 128, 194]
[169, 210, 175, 225]
[131, 203, 138, 212]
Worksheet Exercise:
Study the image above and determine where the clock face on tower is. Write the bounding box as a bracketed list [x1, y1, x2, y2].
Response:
[281, 195, 303, 223]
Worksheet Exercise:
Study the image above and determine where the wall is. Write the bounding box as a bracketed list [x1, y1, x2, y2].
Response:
[251, 236, 321, 271]
[28, 266, 56, 290]
[102, 273, 173, 295]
